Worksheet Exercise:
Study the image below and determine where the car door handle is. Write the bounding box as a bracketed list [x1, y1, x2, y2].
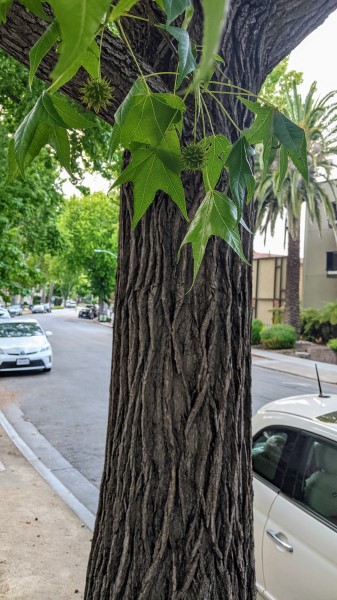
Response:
[266, 529, 293, 552]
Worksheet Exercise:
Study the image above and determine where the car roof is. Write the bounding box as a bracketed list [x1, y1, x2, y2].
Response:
[257, 394, 337, 425]
[0, 318, 39, 324]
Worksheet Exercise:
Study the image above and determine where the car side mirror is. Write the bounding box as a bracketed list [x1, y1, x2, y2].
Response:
[45, 331, 53, 336]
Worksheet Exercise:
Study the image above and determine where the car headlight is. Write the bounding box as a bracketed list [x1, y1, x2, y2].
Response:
[40, 344, 50, 352]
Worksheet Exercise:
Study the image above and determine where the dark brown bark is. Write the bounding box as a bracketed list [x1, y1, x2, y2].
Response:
[1, 1, 337, 598]
[285, 222, 301, 335]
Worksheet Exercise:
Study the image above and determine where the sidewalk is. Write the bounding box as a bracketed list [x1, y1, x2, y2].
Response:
[252, 348, 337, 385]
[0, 425, 91, 599]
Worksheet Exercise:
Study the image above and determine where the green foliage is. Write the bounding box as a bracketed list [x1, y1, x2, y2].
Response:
[260, 58, 303, 112]
[251, 319, 264, 344]
[270, 306, 285, 325]
[260, 324, 297, 350]
[327, 338, 337, 352]
[0, 2, 309, 284]
[55, 192, 119, 302]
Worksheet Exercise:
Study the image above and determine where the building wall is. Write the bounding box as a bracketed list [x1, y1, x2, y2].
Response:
[252, 255, 288, 324]
[302, 205, 337, 309]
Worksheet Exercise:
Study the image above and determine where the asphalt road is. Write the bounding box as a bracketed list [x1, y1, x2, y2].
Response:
[1, 309, 337, 493]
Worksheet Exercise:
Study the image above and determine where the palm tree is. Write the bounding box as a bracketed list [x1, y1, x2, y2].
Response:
[255, 82, 337, 334]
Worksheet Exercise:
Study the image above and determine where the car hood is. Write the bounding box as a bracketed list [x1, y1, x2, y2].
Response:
[0, 335, 49, 353]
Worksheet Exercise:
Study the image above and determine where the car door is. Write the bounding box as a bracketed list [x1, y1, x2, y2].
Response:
[262, 434, 337, 600]
[252, 427, 298, 597]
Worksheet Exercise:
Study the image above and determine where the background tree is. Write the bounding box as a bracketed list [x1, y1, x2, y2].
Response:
[56, 192, 119, 304]
[255, 81, 337, 333]
[1, 2, 337, 598]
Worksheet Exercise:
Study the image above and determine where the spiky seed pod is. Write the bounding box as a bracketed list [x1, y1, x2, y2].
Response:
[181, 142, 208, 172]
[80, 77, 114, 113]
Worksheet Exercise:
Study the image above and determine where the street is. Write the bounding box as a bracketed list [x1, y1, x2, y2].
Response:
[1, 309, 337, 509]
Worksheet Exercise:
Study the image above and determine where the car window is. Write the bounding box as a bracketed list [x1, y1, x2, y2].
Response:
[252, 428, 297, 488]
[0, 323, 43, 337]
[293, 436, 337, 527]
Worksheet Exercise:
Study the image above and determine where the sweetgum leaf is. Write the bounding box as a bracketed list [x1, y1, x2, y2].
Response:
[180, 190, 248, 283]
[273, 111, 305, 155]
[113, 130, 187, 227]
[193, 0, 229, 88]
[162, 0, 191, 24]
[160, 25, 196, 88]
[50, 0, 111, 82]
[20, 0, 50, 20]
[49, 126, 72, 175]
[0, 1, 12, 24]
[203, 134, 231, 190]
[110, 0, 139, 21]
[226, 137, 255, 218]
[29, 21, 60, 87]
[120, 93, 185, 147]
[109, 78, 149, 155]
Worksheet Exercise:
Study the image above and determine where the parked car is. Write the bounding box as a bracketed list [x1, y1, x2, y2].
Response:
[78, 306, 95, 319]
[31, 304, 46, 314]
[0, 308, 10, 319]
[7, 304, 22, 317]
[0, 319, 53, 373]
[86, 304, 98, 318]
[65, 299, 77, 308]
[44, 303, 51, 313]
[253, 393, 337, 600]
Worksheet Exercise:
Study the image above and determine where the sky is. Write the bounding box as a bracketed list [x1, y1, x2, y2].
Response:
[62, 9, 337, 255]
[254, 9, 337, 255]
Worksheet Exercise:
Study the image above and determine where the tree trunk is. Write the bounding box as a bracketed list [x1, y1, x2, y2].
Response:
[1, 1, 337, 598]
[285, 221, 301, 334]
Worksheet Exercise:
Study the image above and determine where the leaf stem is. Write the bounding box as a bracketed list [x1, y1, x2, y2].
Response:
[208, 81, 275, 107]
[118, 20, 148, 90]
[206, 90, 242, 133]
[200, 94, 215, 137]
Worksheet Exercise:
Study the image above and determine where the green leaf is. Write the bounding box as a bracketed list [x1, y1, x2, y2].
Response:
[20, 0, 50, 20]
[273, 111, 305, 155]
[14, 97, 44, 172]
[49, 94, 96, 129]
[109, 79, 148, 155]
[120, 93, 185, 148]
[226, 137, 255, 217]
[109, 0, 139, 21]
[113, 130, 187, 227]
[192, 0, 229, 88]
[81, 40, 100, 79]
[162, 0, 191, 24]
[288, 136, 308, 182]
[29, 21, 60, 88]
[203, 134, 231, 190]
[0, 0, 12, 24]
[49, 0, 111, 82]
[180, 190, 248, 282]
[49, 126, 72, 175]
[277, 145, 288, 191]
[41, 92, 69, 128]
[6, 139, 19, 183]
[160, 25, 196, 88]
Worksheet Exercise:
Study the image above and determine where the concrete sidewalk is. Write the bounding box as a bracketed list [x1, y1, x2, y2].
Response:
[0, 425, 91, 599]
[252, 348, 337, 386]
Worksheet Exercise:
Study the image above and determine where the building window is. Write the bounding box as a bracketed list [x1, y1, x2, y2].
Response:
[326, 251, 337, 275]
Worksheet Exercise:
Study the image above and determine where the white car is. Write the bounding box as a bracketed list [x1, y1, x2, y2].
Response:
[31, 303, 46, 314]
[0, 319, 53, 373]
[253, 393, 337, 600]
[65, 299, 77, 308]
[0, 308, 10, 319]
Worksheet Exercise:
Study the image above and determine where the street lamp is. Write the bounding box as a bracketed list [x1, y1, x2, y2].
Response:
[94, 249, 118, 259]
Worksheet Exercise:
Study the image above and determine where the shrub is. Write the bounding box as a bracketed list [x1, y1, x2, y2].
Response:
[300, 307, 321, 342]
[260, 324, 297, 350]
[327, 338, 337, 352]
[251, 319, 264, 344]
[269, 306, 285, 325]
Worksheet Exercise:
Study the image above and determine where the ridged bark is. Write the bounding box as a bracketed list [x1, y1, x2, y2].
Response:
[1, 1, 337, 598]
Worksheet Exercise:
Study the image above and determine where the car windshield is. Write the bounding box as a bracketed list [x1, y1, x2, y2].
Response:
[0, 322, 43, 338]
